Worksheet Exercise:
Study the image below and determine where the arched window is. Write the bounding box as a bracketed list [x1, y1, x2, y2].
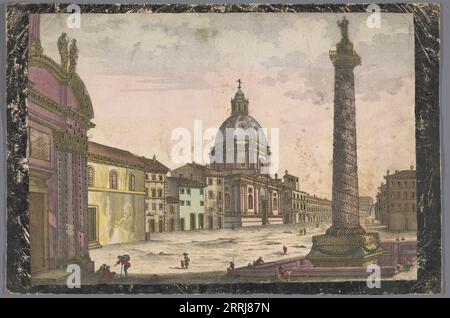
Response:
[110, 170, 118, 189]
[129, 174, 136, 191]
[273, 197, 278, 210]
[225, 193, 231, 209]
[88, 166, 94, 187]
[248, 194, 254, 210]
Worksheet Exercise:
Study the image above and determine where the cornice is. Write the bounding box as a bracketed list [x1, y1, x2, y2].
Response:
[28, 88, 94, 129]
[28, 51, 94, 120]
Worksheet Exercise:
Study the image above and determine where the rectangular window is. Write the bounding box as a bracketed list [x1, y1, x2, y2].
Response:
[186, 189, 191, 195]
[218, 191, 222, 200]
[200, 189, 204, 196]
[186, 200, 191, 206]
[180, 188, 185, 194]
[151, 189, 156, 197]
[181, 201, 185, 206]
[208, 178, 213, 185]
[158, 189, 163, 197]
[200, 201, 204, 206]
[208, 191, 214, 199]
[152, 203, 157, 210]
[217, 179, 222, 185]
[159, 203, 163, 211]
[152, 174, 156, 181]
[159, 175, 163, 181]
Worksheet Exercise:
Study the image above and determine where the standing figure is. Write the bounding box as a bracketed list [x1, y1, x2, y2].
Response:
[57, 33, 69, 73]
[283, 245, 288, 255]
[183, 252, 190, 269]
[115, 254, 131, 278]
[69, 39, 78, 74]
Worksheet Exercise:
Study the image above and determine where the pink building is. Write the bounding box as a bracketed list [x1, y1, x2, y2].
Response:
[27, 14, 94, 276]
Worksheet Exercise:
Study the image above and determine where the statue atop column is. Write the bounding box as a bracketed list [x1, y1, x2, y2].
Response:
[337, 17, 349, 41]
[57, 33, 78, 75]
[57, 33, 69, 73]
[69, 39, 78, 75]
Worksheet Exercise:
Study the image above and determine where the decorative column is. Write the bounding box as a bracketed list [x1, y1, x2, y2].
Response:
[306, 18, 383, 267]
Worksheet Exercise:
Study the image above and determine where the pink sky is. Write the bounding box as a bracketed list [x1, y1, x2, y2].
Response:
[40, 13, 415, 199]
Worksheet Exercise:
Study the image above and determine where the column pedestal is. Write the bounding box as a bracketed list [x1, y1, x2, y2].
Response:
[306, 232, 383, 267]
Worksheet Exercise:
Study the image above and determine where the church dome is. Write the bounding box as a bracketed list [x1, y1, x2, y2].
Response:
[210, 81, 270, 172]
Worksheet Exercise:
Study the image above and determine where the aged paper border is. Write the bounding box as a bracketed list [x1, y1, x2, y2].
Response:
[5, 3, 441, 294]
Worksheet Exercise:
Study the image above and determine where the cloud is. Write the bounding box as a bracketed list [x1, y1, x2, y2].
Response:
[261, 51, 307, 69]
[194, 28, 219, 42]
[284, 89, 327, 105]
[120, 75, 213, 92]
[259, 77, 277, 86]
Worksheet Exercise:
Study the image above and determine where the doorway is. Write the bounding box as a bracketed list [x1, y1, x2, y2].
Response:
[190, 213, 196, 230]
[150, 219, 156, 233]
[208, 216, 213, 229]
[88, 207, 98, 244]
[198, 214, 204, 229]
[30, 192, 46, 273]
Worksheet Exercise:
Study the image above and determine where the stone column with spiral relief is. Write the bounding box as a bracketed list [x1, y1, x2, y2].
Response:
[306, 18, 383, 267]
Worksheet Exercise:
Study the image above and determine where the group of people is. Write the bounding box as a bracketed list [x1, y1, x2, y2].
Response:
[97, 254, 132, 279]
[247, 256, 265, 268]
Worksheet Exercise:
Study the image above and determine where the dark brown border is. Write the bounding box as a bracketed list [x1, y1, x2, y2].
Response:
[6, 3, 441, 294]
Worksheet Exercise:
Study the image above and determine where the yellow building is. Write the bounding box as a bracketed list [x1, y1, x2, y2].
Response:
[87, 142, 150, 247]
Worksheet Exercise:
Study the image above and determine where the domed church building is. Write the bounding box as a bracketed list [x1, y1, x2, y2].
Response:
[208, 81, 284, 228]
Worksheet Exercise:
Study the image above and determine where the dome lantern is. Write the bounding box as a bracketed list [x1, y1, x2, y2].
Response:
[231, 79, 249, 115]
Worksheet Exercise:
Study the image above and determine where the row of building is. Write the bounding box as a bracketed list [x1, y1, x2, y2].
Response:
[85, 142, 333, 249]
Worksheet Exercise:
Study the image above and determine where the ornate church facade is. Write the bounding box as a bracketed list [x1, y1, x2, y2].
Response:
[27, 14, 94, 276]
